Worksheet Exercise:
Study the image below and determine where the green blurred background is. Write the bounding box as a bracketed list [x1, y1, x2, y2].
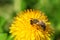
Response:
[0, 0, 60, 40]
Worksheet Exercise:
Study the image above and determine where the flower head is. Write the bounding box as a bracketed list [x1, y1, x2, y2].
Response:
[9, 9, 53, 40]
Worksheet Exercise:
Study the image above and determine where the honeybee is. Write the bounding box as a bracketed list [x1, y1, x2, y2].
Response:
[30, 19, 46, 31]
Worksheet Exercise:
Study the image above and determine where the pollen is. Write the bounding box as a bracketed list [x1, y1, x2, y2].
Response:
[9, 9, 54, 40]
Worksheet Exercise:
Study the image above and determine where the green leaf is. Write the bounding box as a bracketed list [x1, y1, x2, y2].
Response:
[0, 33, 7, 40]
[0, 16, 6, 33]
[7, 35, 14, 40]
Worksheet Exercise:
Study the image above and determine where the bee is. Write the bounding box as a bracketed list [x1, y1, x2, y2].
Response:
[30, 19, 46, 31]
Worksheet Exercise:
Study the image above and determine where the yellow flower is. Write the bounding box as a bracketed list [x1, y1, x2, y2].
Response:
[9, 9, 53, 40]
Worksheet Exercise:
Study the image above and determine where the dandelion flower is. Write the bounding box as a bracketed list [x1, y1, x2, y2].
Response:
[9, 9, 53, 40]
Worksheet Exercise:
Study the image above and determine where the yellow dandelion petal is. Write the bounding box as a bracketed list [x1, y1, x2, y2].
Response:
[9, 9, 54, 40]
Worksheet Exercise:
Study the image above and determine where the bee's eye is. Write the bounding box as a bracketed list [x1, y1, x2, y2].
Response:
[30, 20, 33, 25]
